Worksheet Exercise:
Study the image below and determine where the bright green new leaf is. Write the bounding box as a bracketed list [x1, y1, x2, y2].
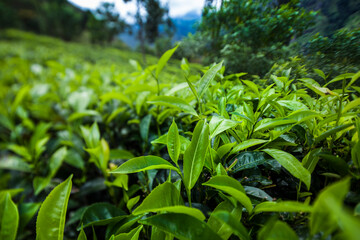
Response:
[113, 225, 143, 240]
[254, 118, 297, 132]
[262, 149, 311, 190]
[148, 96, 198, 116]
[110, 156, 180, 175]
[314, 123, 354, 144]
[167, 120, 180, 165]
[183, 120, 210, 191]
[310, 178, 351, 237]
[209, 116, 238, 139]
[77, 226, 87, 240]
[261, 221, 298, 240]
[156, 45, 179, 78]
[0, 193, 19, 240]
[0, 155, 32, 172]
[36, 175, 72, 240]
[342, 98, 360, 114]
[230, 139, 268, 155]
[253, 201, 312, 214]
[133, 182, 182, 215]
[203, 176, 252, 213]
[197, 62, 223, 98]
[207, 200, 242, 239]
[212, 211, 249, 240]
[139, 213, 222, 240]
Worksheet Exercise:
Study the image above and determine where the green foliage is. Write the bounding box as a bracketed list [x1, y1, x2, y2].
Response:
[0, 31, 360, 239]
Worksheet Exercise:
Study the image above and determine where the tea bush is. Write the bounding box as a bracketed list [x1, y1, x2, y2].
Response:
[0, 30, 360, 240]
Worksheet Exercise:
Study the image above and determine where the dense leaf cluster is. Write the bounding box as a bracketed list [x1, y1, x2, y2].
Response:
[1, 31, 360, 239]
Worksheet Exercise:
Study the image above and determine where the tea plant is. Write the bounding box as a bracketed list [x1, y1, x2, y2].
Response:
[0, 30, 360, 239]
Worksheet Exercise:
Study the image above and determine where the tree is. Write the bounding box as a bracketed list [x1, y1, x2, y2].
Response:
[194, 0, 316, 75]
[124, 0, 174, 64]
[87, 2, 128, 44]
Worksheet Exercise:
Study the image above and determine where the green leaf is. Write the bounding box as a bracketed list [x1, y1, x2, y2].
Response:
[231, 151, 266, 173]
[167, 120, 180, 165]
[262, 220, 298, 240]
[310, 178, 350, 237]
[313, 69, 326, 80]
[113, 225, 143, 240]
[36, 175, 72, 240]
[139, 213, 222, 240]
[133, 182, 182, 215]
[18, 202, 41, 231]
[212, 211, 249, 240]
[77, 225, 87, 240]
[127, 196, 140, 212]
[68, 110, 101, 122]
[156, 45, 179, 78]
[183, 120, 210, 191]
[184, 76, 199, 101]
[49, 147, 67, 176]
[230, 139, 268, 155]
[140, 114, 152, 142]
[254, 118, 297, 132]
[151, 133, 190, 154]
[110, 156, 180, 175]
[314, 123, 354, 144]
[148, 96, 198, 116]
[342, 98, 360, 114]
[207, 200, 242, 239]
[203, 176, 252, 213]
[302, 148, 321, 173]
[277, 100, 308, 111]
[217, 142, 236, 159]
[100, 92, 132, 106]
[262, 149, 311, 190]
[253, 201, 312, 214]
[0, 155, 32, 172]
[197, 62, 223, 98]
[110, 150, 134, 160]
[80, 203, 127, 229]
[209, 116, 238, 139]
[0, 193, 19, 240]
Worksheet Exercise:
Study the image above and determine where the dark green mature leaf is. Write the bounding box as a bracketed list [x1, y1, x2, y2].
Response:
[262, 149, 311, 190]
[197, 62, 223, 98]
[148, 96, 198, 116]
[167, 120, 180, 166]
[133, 182, 182, 215]
[18, 202, 41, 231]
[212, 211, 250, 240]
[139, 213, 222, 240]
[0, 193, 19, 240]
[231, 151, 266, 173]
[209, 116, 238, 139]
[36, 175, 72, 240]
[183, 120, 210, 190]
[253, 201, 312, 214]
[110, 156, 180, 175]
[80, 203, 127, 229]
[140, 114, 152, 142]
[156, 45, 179, 78]
[203, 176, 252, 213]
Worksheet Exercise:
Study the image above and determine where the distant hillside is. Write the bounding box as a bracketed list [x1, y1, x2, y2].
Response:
[119, 10, 201, 49]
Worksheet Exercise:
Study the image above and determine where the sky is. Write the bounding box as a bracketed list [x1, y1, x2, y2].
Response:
[69, 0, 206, 23]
